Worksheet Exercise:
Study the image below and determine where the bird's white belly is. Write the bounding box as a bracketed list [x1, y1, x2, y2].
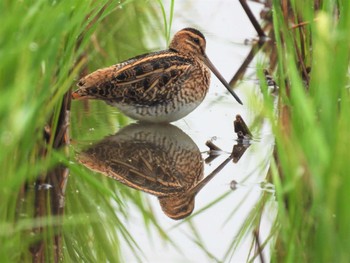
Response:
[114, 101, 202, 123]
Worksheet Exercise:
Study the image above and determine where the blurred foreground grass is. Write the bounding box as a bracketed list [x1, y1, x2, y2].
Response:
[266, 0, 350, 262]
[0, 1, 168, 262]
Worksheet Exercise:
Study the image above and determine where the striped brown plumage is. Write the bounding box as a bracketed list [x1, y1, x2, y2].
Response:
[77, 123, 204, 220]
[72, 28, 242, 123]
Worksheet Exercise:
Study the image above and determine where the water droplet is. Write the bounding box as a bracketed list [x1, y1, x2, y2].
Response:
[230, 180, 238, 190]
[37, 183, 53, 190]
[259, 181, 275, 193]
[29, 42, 38, 51]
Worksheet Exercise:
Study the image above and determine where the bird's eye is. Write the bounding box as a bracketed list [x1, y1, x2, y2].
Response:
[192, 38, 200, 44]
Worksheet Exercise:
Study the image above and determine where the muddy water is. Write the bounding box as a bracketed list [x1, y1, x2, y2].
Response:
[75, 1, 276, 262]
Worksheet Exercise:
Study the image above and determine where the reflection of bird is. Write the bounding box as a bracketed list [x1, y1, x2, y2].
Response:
[77, 123, 204, 220]
[72, 28, 242, 123]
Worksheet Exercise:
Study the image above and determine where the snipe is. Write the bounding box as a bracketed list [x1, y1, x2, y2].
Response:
[72, 28, 242, 123]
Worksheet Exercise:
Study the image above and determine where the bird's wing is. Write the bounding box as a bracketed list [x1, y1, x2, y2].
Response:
[108, 53, 193, 105]
[74, 51, 194, 104]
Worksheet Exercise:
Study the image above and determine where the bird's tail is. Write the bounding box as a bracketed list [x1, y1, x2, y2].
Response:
[72, 66, 115, 100]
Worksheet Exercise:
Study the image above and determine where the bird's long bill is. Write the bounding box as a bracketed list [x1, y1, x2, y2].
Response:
[202, 55, 243, 105]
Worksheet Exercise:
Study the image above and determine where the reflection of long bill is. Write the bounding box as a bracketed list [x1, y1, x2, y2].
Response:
[202, 54, 243, 105]
[188, 157, 233, 196]
[188, 140, 251, 196]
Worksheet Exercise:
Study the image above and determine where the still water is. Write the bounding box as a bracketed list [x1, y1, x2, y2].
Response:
[73, 0, 276, 262]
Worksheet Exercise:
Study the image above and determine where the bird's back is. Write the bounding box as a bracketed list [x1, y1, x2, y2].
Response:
[73, 49, 210, 122]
